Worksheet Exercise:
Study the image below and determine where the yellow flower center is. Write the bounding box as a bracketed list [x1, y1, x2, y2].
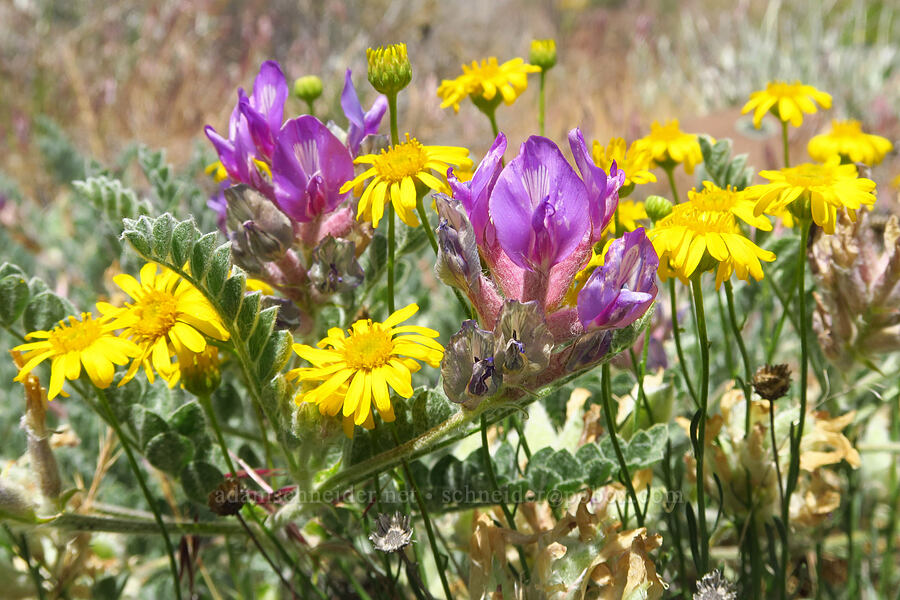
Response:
[828, 120, 863, 137]
[342, 325, 394, 370]
[131, 290, 179, 338]
[781, 164, 834, 188]
[766, 82, 801, 98]
[664, 208, 739, 234]
[49, 315, 103, 353]
[372, 137, 428, 184]
[689, 187, 738, 213]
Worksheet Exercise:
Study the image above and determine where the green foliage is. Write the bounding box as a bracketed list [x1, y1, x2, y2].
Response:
[35, 115, 86, 185]
[0, 262, 77, 333]
[138, 147, 180, 209]
[697, 136, 754, 190]
[73, 176, 150, 223]
[180, 461, 224, 504]
[0, 273, 29, 326]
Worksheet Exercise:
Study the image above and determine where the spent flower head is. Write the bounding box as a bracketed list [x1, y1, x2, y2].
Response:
[369, 512, 413, 553]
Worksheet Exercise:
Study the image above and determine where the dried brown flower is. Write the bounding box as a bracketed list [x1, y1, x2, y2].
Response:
[208, 479, 244, 516]
[752, 363, 792, 400]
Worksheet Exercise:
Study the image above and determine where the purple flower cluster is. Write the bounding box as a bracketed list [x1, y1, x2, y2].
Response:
[203, 61, 388, 330]
[438, 130, 658, 405]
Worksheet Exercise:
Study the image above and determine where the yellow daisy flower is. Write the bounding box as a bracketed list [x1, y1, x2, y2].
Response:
[592, 138, 657, 189]
[288, 304, 443, 436]
[340, 134, 471, 228]
[98, 263, 229, 386]
[12, 313, 140, 399]
[807, 119, 893, 165]
[616, 200, 650, 233]
[648, 186, 776, 288]
[437, 57, 540, 113]
[245, 277, 274, 296]
[637, 120, 703, 174]
[744, 158, 877, 234]
[687, 181, 773, 232]
[742, 81, 832, 128]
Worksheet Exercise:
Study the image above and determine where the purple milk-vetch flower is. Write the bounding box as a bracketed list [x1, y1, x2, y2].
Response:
[341, 69, 388, 156]
[576, 227, 659, 330]
[273, 115, 355, 222]
[568, 128, 624, 241]
[207, 182, 229, 233]
[490, 135, 590, 273]
[448, 132, 507, 246]
[238, 61, 289, 160]
[205, 61, 288, 197]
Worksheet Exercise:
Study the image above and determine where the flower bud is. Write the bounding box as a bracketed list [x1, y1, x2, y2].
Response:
[179, 346, 222, 397]
[293, 75, 323, 104]
[442, 320, 501, 409]
[367, 43, 412, 96]
[492, 300, 552, 382]
[308, 236, 364, 294]
[529, 39, 557, 71]
[0, 481, 36, 522]
[225, 184, 295, 272]
[644, 195, 673, 222]
[434, 194, 481, 293]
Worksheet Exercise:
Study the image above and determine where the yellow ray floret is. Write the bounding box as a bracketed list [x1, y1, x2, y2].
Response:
[288, 304, 444, 437]
[744, 158, 877, 234]
[742, 81, 832, 128]
[97, 262, 229, 387]
[340, 134, 471, 228]
[437, 57, 540, 112]
[636, 120, 703, 174]
[807, 119, 893, 166]
[592, 137, 657, 188]
[13, 313, 140, 399]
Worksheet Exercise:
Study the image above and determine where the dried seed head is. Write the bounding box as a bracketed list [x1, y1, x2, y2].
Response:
[752, 363, 792, 401]
[208, 479, 245, 516]
[369, 512, 413, 553]
[694, 570, 737, 600]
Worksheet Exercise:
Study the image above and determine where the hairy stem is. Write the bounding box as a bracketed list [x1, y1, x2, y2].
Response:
[690, 275, 710, 573]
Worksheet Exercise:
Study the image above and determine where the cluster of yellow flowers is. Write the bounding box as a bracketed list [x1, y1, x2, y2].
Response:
[13, 263, 228, 399]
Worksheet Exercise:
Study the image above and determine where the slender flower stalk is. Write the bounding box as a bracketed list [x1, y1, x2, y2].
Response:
[690, 274, 710, 574]
[529, 39, 555, 136]
[94, 387, 183, 600]
[781, 122, 790, 167]
[387, 93, 399, 312]
[669, 279, 697, 406]
[600, 362, 644, 527]
[538, 70, 546, 135]
[723, 280, 754, 434]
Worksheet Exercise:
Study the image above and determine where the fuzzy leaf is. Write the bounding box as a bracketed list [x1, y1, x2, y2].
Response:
[145, 431, 194, 474]
[129, 405, 170, 450]
[236, 291, 261, 339]
[190, 233, 219, 281]
[169, 401, 206, 438]
[257, 330, 291, 381]
[247, 307, 277, 360]
[180, 461, 224, 504]
[204, 243, 232, 296]
[170, 220, 196, 267]
[23, 292, 75, 333]
[220, 272, 246, 322]
[0, 275, 29, 325]
[151, 213, 175, 260]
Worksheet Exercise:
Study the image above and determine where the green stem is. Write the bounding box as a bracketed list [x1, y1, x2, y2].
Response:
[487, 108, 500, 139]
[881, 379, 900, 598]
[41, 512, 245, 535]
[338, 560, 373, 600]
[481, 415, 531, 581]
[236, 512, 298, 598]
[512, 416, 532, 460]
[386, 93, 400, 315]
[305, 99, 316, 118]
[663, 164, 681, 204]
[723, 280, 754, 434]
[600, 363, 644, 527]
[94, 388, 183, 600]
[689, 275, 710, 573]
[199, 394, 237, 476]
[538, 70, 546, 136]
[390, 429, 453, 600]
[781, 121, 791, 168]
[669, 279, 698, 407]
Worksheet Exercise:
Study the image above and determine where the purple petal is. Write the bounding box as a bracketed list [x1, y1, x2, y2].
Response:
[576, 228, 659, 330]
[240, 93, 276, 159]
[205, 125, 238, 177]
[342, 69, 388, 155]
[450, 132, 507, 245]
[273, 116, 354, 222]
[341, 69, 366, 130]
[250, 60, 288, 133]
[491, 136, 589, 271]
[568, 128, 620, 235]
[363, 96, 388, 136]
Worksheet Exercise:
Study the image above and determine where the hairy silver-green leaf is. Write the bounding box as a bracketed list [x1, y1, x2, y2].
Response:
[170, 220, 197, 267]
[180, 461, 224, 504]
[219, 272, 246, 322]
[145, 431, 194, 474]
[0, 275, 29, 325]
[204, 243, 232, 296]
[236, 291, 262, 339]
[23, 292, 75, 333]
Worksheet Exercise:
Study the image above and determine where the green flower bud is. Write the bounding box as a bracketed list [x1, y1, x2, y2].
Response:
[367, 43, 412, 96]
[179, 346, 222, 397]
[644, 195, 673, 222]
[529, 39, 557, 71]
[293, 75, 323, 104]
